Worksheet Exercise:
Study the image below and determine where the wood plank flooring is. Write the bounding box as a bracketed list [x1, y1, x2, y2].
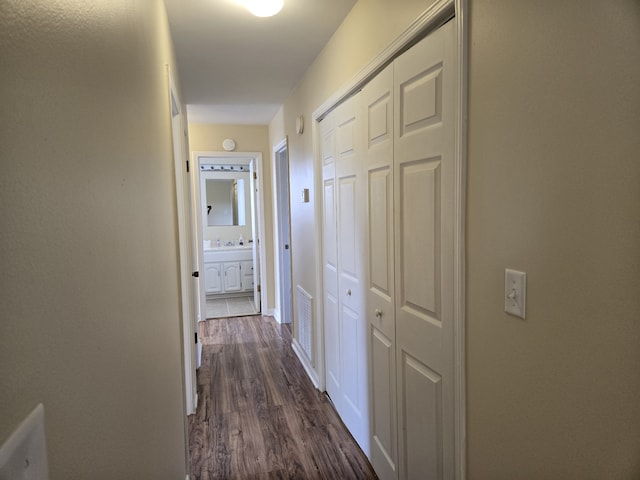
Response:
[189, 315, 378, 480]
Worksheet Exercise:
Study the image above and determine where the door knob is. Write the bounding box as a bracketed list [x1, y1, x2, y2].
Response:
[375, 308, 382, 318]
[346, 289, 352, 296]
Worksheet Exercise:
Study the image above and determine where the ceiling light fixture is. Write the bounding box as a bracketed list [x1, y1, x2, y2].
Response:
[243, 0, 283, 17]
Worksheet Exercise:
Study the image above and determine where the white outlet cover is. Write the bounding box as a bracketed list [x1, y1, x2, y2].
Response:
[505, 269, 526, 319]
[0, 404, 49, 480]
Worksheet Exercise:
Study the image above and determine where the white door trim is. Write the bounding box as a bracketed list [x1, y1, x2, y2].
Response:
[453, 2, 468, 478]
[311, 0, 467, 477]
[192, 151, 269, 316]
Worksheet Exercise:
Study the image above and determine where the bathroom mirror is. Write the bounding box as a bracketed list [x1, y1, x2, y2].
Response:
[205, 178, 247, 226]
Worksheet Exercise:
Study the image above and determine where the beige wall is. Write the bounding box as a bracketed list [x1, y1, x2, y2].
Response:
[271, 0, 640, 477]
[466, 1, 640, 477]
[188, 123, 276, 310]
[0, 1, 187, 479]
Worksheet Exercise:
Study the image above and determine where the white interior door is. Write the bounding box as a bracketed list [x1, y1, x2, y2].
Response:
[394, 20, 456, 480]
[249, 158, 261, 312]
[275, 143, 293, 324]
[363, 62, 397, 480]
[169, 83, 198, 415]
[335, 93, 368, 454]
[321, 93, 369, 454]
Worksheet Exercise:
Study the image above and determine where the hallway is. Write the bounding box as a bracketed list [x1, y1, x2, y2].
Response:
[189, 316, 377, 479]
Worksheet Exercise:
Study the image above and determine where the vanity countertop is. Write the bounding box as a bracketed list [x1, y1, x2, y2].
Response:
[203, 245, 252, 252]
[203, 245, 253, 264]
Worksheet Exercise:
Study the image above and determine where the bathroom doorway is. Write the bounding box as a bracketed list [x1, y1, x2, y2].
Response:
[193, 152, 267, 320]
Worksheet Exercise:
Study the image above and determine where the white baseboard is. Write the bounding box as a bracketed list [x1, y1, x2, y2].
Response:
[292, 339, 320, 389]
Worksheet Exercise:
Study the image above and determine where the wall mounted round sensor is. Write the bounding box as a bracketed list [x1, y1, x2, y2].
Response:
[222, 138, 236, 151]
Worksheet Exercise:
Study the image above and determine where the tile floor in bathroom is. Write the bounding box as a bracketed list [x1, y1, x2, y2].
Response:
[205, 295, 258, 319]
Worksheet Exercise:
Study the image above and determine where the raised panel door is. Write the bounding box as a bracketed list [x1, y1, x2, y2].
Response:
[321, 113, 341, 407]
[362, 62, 397, 480]
[394, 20, 456, 480]
[334, 92, 369, 454]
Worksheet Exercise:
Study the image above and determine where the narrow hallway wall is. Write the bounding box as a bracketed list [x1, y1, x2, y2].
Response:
[466, 1, 640, 477]
[0, 2, 188, 478]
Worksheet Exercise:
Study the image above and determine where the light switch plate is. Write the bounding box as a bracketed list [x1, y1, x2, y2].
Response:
[505, 269, 526, 319]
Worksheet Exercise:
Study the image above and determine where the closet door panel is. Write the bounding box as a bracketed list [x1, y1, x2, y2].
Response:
[323, 178, 340, 397]
[363, 63, 397, 480]
[399, 159, 441, 327]
[400, 352, 443, 480]
[338, 174, 363, 418]
[369, 169, 392, 299]
[341, 303, 362, 411]
[371, 327, 394, 455]
[323, 93, 369, 454]
[338, 176, 358, 286]
[394, 20, 456, 480]
[321, 116, 341, 407]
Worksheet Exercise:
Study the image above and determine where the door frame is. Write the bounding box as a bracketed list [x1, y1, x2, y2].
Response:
[272, 137, 293, 325]
[311, 0, 467, 477]
[192, 151, 268, 318]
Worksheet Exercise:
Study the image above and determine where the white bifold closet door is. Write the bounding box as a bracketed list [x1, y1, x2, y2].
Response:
[321, 92, 369, 454]
[395, 20, 456, 480]
[363, 62, 397, 480]
[364, 19, 457, 480]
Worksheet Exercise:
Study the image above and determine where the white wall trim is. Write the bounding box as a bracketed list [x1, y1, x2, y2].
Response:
[192, 151, 269, 315]
[310, 0, 467, 477]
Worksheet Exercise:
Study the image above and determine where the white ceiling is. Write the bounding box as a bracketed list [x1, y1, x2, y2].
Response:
[164, 0, 357, 125]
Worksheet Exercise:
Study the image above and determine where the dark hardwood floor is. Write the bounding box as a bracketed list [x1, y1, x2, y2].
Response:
[189, 315, 378, 480]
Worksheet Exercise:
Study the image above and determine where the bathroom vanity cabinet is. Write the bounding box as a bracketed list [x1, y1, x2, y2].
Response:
[203, 247, 254, 295]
